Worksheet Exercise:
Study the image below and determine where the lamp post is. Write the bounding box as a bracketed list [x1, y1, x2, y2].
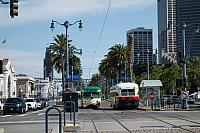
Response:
[50, 20, 83, 92]
[168, 22, 199, 91]
[181, 22, 199, 91]
[147, 49, 150, 80]
[182, 23, 187, 91]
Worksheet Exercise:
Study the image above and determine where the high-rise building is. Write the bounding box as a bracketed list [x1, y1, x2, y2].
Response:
[157, 0, 177, 64]
[127, 27, 153, 65]
[176, 0, 200, 61]
[43, 47, 53, 81]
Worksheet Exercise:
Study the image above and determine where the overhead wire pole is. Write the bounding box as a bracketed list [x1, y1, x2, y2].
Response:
[180, 22, 200, 91]
[182, 23, 187, 91]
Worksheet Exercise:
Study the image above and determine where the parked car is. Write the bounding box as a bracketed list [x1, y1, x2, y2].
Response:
[35, 98, 44, 109]
[25, 98, 38, 110]
[0, 99, 5, 113]
[41, 98, 49, 107]
[3, 97, 26, 115]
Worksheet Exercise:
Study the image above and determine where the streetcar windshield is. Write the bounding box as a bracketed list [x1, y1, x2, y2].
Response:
[83, 92, 100, 98]
[121, 89, 135, 96]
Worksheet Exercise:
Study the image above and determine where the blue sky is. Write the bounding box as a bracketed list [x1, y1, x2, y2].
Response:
[0, 0, 157, 79]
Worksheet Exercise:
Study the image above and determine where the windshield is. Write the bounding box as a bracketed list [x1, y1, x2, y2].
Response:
[25, 99, 34, 102]
[6, 98, 21, 103]
[83, 92, 100, 98]
[35, 99, 40, 102]
[121, 89, 135, 96]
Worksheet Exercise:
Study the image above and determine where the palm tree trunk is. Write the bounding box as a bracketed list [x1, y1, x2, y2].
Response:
[61, 55, 65, 101]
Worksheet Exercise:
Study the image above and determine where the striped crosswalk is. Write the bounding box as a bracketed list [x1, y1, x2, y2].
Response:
[0, 109, 46, 118]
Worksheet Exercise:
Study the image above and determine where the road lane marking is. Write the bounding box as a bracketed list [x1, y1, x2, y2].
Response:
[1, 115, 12, 118]
[18, 114, 27, 117]
[38, 113, 44, 116]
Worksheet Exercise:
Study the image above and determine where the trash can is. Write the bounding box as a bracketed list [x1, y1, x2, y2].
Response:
[63, 92, 78, 112]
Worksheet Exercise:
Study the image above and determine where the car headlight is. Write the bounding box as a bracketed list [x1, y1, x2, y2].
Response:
[17, 104, 21, 107]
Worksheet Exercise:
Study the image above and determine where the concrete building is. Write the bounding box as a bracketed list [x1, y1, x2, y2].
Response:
[43, 47, 53, 81]
[157, 0, 177, 64]
[176, 0, 200, 61]
[35, 78, 54, 99]
[0, 59, 17, 99]
[127, 27, 153, 65]
[16, 74, 36, 98]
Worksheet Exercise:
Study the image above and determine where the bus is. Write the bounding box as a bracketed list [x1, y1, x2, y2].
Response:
[80, 86, 102, 108]
[110, 82, 140, 109]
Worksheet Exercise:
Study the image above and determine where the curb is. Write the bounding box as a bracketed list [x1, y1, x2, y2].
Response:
[138, 107, 195, 111]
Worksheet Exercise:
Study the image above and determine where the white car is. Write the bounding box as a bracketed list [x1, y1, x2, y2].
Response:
[0, 99, 4, 113]
[25, 98, 38, 110]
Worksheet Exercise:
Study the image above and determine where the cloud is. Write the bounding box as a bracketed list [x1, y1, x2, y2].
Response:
[0, 49, 35, 58]
[0, 49, 43, 76]
[0, 0, 155, 27]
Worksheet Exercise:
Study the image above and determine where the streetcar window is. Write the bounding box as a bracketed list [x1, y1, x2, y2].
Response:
[91, 92, 100, 97]
[83, 92, 100, 98]
[83, 92, 91, 98]
[121, 89, 135, 96]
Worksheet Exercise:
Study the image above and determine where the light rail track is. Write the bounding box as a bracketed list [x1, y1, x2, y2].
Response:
[135, 111, 200, 133]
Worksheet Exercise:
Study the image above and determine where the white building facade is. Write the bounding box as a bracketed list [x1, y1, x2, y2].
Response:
[0, 59, 17, 99]
[35, 78, 54, 99]
[16, 74, 36, 98]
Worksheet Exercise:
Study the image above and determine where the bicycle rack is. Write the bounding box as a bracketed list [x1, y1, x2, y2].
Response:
[45, 106, 62, 133]
[64, 101, 76, 126]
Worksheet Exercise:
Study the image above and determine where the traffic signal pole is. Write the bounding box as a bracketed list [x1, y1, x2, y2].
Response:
[10, 0, 18, 18]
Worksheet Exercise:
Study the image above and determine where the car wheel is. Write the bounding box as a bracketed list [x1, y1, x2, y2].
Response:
[3, 111, 6, 115]
[20, 108, 23, 114]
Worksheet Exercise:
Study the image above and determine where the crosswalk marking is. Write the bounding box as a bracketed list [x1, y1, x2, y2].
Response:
[1, 115, 12, 118]
[38, 113, 44, 116]
[19, 114, 27, 117]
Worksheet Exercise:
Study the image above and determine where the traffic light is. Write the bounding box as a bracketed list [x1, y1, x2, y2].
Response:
[10, 0, 18, 18]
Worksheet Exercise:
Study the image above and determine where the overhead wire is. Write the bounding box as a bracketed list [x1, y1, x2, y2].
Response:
[88, 0, 112, 79]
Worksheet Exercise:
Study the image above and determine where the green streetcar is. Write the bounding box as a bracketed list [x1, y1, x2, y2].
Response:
[80, 86, 102, 108]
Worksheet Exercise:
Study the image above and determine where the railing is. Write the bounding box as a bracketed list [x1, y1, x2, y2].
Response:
[64, 101, 76, 126]
[45, 106, 62, 133]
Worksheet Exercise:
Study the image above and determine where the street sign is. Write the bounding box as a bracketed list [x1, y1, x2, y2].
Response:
[64, 88, 71, 93]
[181, 91, 189, 99]
[148, 92, 156, 100]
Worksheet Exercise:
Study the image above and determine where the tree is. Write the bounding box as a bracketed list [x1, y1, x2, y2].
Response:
[89, 73, 102, 86]
[48, 34, 66, 73]
[48, 34, 82, 76]
[187, 57, 200, 93]
[99, 44, 129, 82]
[160, 64, 181, 94]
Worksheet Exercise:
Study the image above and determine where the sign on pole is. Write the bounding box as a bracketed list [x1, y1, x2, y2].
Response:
[181, 91, 189, 99]
[148, 92, 156, 100]
[64, 88, 71, 93]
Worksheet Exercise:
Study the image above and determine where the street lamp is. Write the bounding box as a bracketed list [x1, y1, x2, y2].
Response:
[50, 20, 83, 92]
[147, 49, 150, 80]
[180, 22, 199, 91]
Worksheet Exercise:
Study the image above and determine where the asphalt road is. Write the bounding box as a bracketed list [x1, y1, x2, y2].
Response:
[0, 100, 200, 133]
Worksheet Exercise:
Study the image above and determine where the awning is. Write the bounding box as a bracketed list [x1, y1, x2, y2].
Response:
[140, 80, 162, 87]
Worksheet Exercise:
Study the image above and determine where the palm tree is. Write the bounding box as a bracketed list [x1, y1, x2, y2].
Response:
[49, 34, 66, 73]
[99, 44, 129, 82]
[48, 34, 82, 79]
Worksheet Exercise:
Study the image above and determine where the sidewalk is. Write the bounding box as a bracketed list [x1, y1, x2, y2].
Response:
[138, 105, 197, 111]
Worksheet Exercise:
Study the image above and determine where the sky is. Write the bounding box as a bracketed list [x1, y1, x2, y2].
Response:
[0, 0, 157, 80]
